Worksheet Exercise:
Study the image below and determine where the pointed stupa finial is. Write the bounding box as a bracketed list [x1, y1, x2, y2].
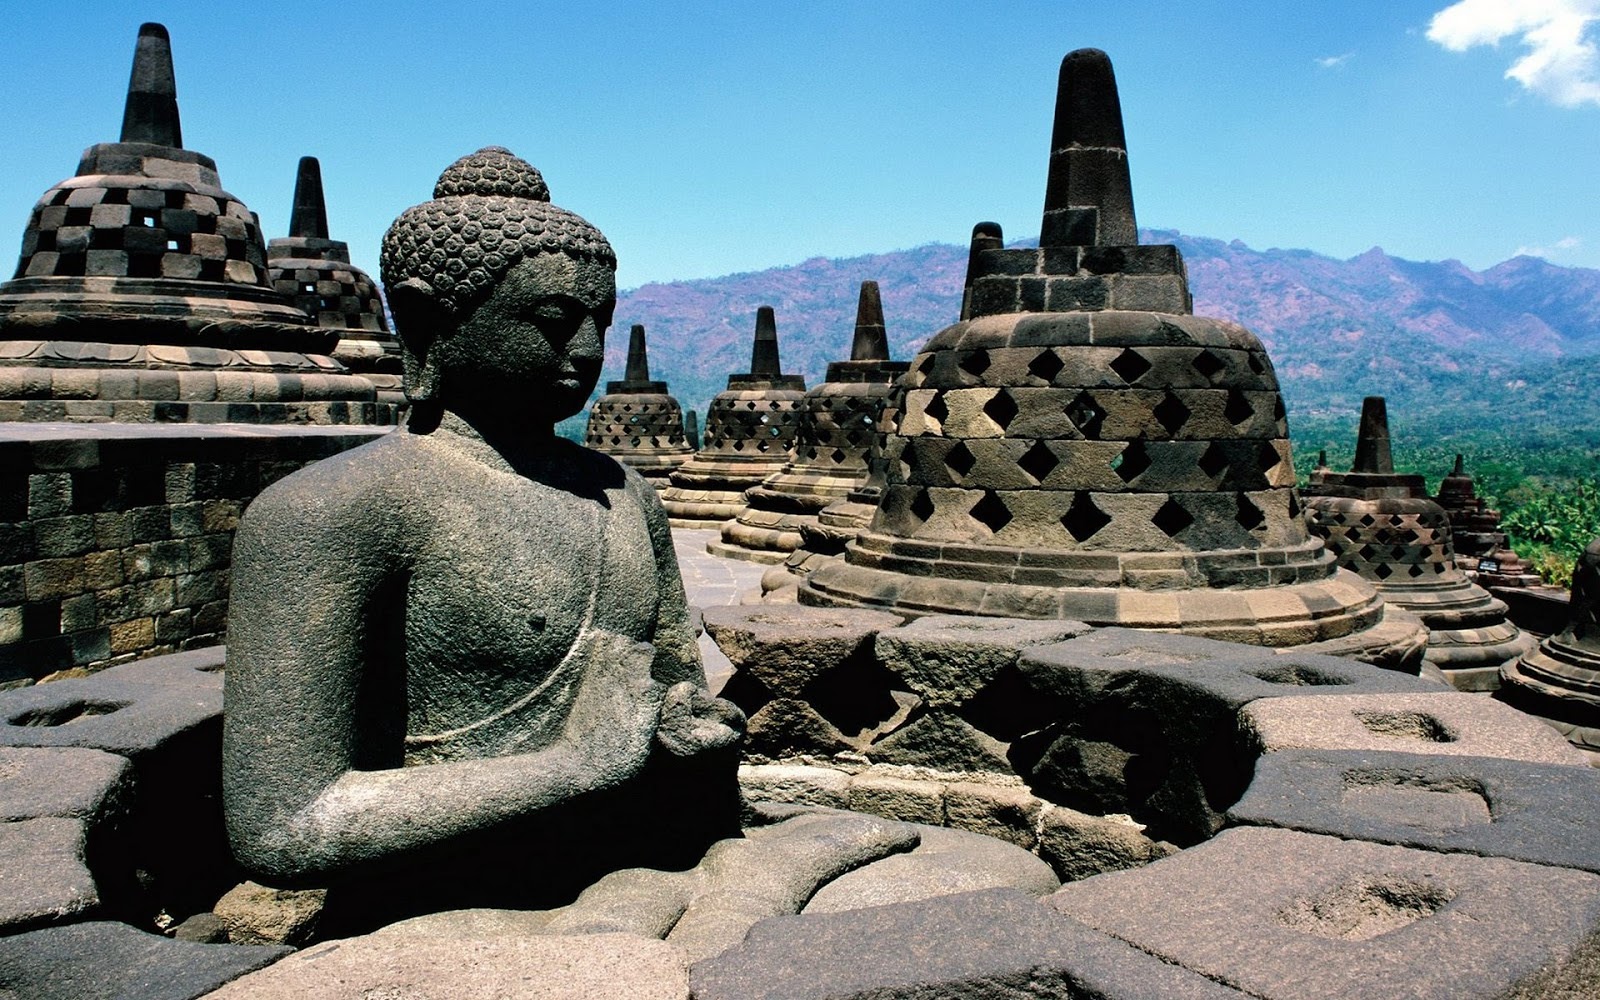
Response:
[120, 23, 182, 148]
[288, 157, 330, 240]
[1316, 449, 1329, 469]
[1452, 453, 1465, 477]
[850, 281, 890, 362]
[750, 306, 782, 376]
[1352, 396, 1395, 474]
[624, 324, 651, 382]
[960, 221, 1004, 320]
[1040, 48, 1135, 248]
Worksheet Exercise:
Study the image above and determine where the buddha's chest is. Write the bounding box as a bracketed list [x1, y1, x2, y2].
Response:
[398, 480, 660, 752]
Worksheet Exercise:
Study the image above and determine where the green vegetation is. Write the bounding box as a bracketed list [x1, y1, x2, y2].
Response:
[1291, 412, 1600, 587]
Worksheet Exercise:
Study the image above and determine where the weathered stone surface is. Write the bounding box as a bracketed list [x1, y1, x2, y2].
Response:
[0, 919, 288, 1000]
[0, 670, 220, 760]
[738, 763, 852, 811]
[1036, 805, 1175, 883]
[1016, 629, 1435, 843]
[95, 645, 224, 688]
[802, 824, 1058, 914]
[222, 147, 743, 900]
[0, 817, 99, 931]
[691, 887, 1246, 1000]
[213, 880, 327, 946]
[664, 810, 920, 962]
[846, 773, 946, 825]
[209, 932, 688, 1000]
[876, 615, 1091, 707]
[372, 906, 557, 939]
[1229, 748, 1600, 873]
[702, 605, 902, 694]
[943, 781, 1046, 849]
[867, 710, 1013, 772]
[1050, 827, 1600, 999]
[0, 746, 132, 822]
[1241, 691, 1588, 766]
[170, 911, 229, 943]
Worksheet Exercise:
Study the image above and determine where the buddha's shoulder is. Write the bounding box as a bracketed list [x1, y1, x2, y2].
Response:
[242, 430, 441, 530]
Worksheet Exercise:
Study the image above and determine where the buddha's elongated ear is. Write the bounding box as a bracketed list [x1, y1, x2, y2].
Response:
[387, 278, 448, 402]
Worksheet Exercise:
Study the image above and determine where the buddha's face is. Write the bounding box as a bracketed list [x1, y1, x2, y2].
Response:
[436, 252, 616, 422]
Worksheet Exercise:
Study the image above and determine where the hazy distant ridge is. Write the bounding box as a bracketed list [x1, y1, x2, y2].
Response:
[573, 232, 1600, 439]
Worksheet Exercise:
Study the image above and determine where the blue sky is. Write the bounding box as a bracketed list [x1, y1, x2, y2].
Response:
[0, 2, 1596, 291]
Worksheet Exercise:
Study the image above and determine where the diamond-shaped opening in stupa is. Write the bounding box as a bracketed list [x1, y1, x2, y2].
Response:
[1153, 393, 1191, 435]
[1112, 440, 1150, 483]
[1061, 491, 1112, 542]
[1152, 498, 1194, 537]
[1109, 348, 1152, 385]
[1019, 441, 1059, 483]
[970, 490, 1013, 534]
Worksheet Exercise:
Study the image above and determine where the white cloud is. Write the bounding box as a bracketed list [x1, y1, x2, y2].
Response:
[1512, 234, 1584, 258]
[1315, 52, 1354, 69]
[1428, 0, 1600, 107]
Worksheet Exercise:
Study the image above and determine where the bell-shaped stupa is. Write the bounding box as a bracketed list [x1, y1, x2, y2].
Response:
[585, 323, 694, 487]
[801, 50, 1419, 662]
[1433, 454, 1540, 587]
[661, 307, 806, 528]
[266, 156, 401, 404]
[712, 282, 909, 562]
[0, 23, 385, 425]
[1500, 537, 1600, 761]
[1303, 397, 1532, 687]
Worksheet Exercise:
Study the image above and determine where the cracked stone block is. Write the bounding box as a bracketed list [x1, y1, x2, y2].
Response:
[875, 615, 1091, 707]
[0, 920, 289, 1000]
[691, 887, 1247, 1000]
[1050, 827, 1600, 999]
[1228, 748, 1600, 874]
[701, 605, 902, 697]
[1014, 629, 1445, 844]
[1240, 691, 1589, 766]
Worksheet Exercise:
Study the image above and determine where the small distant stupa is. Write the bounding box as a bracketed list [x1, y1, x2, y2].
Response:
[585, 323, 694, 487]
[661, 307, 806, 528]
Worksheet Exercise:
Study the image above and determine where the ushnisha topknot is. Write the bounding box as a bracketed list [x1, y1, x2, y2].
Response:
[380, 146, 615, 318]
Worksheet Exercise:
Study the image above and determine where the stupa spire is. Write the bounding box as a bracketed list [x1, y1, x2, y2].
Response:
[119, 23, 182, 148]
[1040, 48, 1135, 247]
[288, 156, 330, 240]
[624, 324, 651, 382]
[750, 305, 782, 376]
[850, 282, 890, 362]
[1352, 396, 1394, 474]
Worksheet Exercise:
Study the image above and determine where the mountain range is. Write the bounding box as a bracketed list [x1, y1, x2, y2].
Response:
[561, 231, 1600, 448]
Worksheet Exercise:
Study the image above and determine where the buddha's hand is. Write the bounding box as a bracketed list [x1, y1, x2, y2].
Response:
[561, 630, 668, 786]
[656, 682, 746, 757]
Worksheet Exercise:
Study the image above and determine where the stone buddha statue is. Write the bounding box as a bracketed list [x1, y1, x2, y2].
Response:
[221, 148, 743, 904]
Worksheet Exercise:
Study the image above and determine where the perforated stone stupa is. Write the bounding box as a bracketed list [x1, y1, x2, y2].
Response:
[661, 306, 806, 528]
[1304, 398, 1532, 688]
[1434, 454, 1540, 588]
[266, 157, 401, 406]
[801, 49, 1417, 660]
[584, 324, 693, 487]
[1501, 538, 1600, 761]
[0, 23, 385, 426]
[712, 282, 909, 563]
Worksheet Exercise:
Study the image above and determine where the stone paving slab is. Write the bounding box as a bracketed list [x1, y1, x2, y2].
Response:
[0, 816, 99, 931]
[0, 920, 289, 1000]
[690, 887, 1246, 1000]
[672, 528, 768, 690]
[0, 746, 132, 822]
[1049, 826, 1600, 999]
[1228, 748, 1600, 873]
[1240, 691, 1589, 766]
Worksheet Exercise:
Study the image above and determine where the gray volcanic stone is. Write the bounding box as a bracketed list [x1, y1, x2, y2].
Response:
[691, 887, 1246, 1000]
[0, 817, 99, 931]
[1016, 629, 1435, 843]
[702, 605, 902, 696]
[1036, 805, 1176, 883]
[372, 906, 557, 939]
[0, 746, 132, 822]
[665, 810, 920, 962]
[876, 615, 1091, 707]
[1050, 827, 1600, 999]
[95, 646, 224, 688]
[0, 671, 220, 760]
[0, 920, 289, 1000]
[208, 932, 689, 1000]
[1240, 691, 1588, 765]
[802, 824, 1058, 914]
[1228, 748, 1600, 873]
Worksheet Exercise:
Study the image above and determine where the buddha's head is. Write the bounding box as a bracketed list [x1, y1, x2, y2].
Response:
[380, 147, 616, 424]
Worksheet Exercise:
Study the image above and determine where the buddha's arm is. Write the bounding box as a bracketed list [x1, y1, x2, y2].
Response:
[638, 476, 705, 686]
[223, 487, 664, 884]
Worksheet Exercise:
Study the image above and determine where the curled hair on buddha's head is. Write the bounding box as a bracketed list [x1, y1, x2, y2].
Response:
[380, 147, 617, 403]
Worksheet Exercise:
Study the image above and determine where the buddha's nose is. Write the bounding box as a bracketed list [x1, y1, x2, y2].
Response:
[570, 315, 602, 364]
